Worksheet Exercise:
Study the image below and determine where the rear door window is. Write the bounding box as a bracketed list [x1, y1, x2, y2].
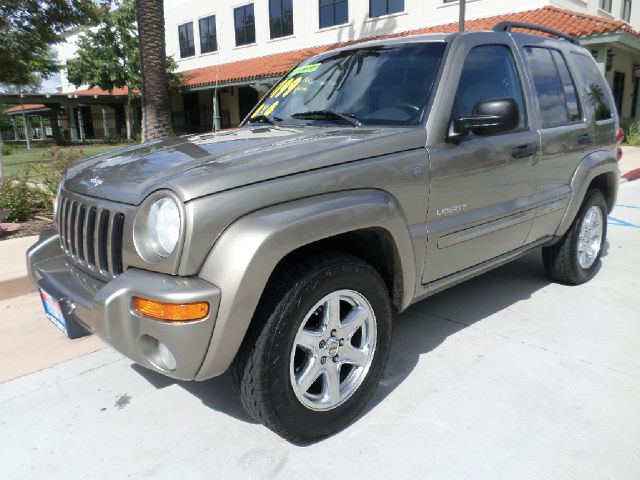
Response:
[523, 47, 581, 128]
[570, 52, 614, 121]
[454, 44, 527, 130]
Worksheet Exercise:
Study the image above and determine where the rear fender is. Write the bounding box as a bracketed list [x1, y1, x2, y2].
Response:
[555, 150, 619, 236]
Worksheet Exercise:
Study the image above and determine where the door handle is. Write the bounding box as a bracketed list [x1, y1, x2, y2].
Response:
[512, 143, 538, 159]
[578, 133, 594, 144]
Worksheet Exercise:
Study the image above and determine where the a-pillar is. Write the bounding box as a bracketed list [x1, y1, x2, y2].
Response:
[101, 105, 111, 141]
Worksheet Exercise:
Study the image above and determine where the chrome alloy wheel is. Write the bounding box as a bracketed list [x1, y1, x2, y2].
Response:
[289, 289, 377, 411]
[577, 205, 604, 269]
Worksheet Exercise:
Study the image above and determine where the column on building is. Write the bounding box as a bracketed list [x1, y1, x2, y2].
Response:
[101, 105, 111, 141]
[49, 106, 62, 144]
[68, 106, 79, 142]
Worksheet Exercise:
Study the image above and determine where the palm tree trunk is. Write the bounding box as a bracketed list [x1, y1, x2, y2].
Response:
[136, 0, 171, 142]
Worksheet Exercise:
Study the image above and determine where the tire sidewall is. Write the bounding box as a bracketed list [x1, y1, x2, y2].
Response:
[264, 260, 392, 440]
[570, 190, 608, 282]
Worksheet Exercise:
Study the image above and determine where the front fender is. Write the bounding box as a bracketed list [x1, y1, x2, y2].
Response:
[555, 150, 619, 236]
[195, 189, 415, 379]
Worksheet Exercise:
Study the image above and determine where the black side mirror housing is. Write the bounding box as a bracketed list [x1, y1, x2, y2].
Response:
[449, 98, 520, 142]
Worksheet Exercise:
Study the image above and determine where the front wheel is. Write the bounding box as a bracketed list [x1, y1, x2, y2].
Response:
[233, 254, 392, 443]
[542, 189, 608, 285]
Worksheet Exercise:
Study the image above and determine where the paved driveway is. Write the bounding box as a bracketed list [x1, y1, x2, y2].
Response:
[1, 182, 639, 480]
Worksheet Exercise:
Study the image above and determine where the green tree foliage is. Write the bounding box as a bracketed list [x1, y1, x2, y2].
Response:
[66, 0, 182, 96]
[0, 0, 101, 85]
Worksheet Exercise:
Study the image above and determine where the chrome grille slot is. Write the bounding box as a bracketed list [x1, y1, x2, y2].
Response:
[97, 209, 111, 273]
[57, 193, 126, 278]
[86, 207, 97, 267]
[69, 202, 78, 257]
[77, 204, 86, 262]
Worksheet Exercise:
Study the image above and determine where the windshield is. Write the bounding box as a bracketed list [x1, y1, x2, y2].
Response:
[246, 42, 447, 127]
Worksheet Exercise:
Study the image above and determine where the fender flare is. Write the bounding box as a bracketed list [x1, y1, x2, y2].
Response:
[555, 150, 619, 236]
[195, 189, 415, 379]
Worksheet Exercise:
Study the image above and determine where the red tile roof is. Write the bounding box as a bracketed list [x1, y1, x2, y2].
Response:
[4, 104, 47, 114]
[182, 6, 640, 88]
[66, 86, 131, 96]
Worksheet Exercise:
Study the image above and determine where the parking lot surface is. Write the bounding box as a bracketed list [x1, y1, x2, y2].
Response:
[1, 181, 639, 479]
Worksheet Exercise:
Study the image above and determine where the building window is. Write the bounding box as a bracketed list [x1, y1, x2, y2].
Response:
[178, 22, 195, 58]
[600, 0, 612, 12]
[269, 0, 294, 39]
[199, 15, 217, 54]
[622, 0, 632, 21]
[319, 0, 348, 29]
[369, 0, 404, 18]
[234, 4, 256, 46]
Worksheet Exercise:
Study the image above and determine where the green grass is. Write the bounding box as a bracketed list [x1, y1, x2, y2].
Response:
[1, 144, 128, 178]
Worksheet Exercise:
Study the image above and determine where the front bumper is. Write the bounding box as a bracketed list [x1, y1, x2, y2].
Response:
[27, 229, 221, 380]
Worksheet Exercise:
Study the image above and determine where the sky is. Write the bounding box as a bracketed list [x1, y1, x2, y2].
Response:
[40, 73, 62, 93]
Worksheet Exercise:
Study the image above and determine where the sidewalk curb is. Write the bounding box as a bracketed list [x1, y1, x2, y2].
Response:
[622, 168, 640, 182]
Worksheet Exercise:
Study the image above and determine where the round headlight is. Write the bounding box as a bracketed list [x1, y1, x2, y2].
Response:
[146, 197, 181, 258]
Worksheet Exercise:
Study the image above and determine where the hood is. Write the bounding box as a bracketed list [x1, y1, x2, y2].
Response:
[64, 125, 426, 205]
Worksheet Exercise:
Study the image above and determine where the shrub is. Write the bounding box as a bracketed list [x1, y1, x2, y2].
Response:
[623, 121, 640, 146]
[0, 176, 49, 222]
[1, 143, 14, 155]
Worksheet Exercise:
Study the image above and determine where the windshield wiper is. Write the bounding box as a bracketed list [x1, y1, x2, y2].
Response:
[247, 114, 283, 126]
[291, 110, 361, 127]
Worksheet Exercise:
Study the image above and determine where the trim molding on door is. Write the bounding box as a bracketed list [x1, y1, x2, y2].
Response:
[437, 209, 536, 249]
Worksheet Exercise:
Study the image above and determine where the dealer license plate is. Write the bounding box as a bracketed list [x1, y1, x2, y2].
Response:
[39, 288, 68, 336]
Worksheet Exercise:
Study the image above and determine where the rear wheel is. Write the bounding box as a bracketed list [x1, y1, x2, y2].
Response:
[542, 189, 607, 285]
[232, 254, 392, 443]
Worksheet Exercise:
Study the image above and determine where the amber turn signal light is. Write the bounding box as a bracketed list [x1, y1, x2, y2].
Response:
[133, 297, 209, 322]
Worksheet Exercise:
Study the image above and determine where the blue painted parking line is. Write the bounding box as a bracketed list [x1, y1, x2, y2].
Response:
[616, 204, 640, 209]
[608, 216, 640, 228]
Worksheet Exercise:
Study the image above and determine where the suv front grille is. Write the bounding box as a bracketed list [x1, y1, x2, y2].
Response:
[58, 194, 125, 278]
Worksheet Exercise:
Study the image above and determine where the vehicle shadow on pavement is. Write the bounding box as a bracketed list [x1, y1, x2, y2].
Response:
[360, 248, 553, 419]
[132, 247, 580, 435]
[131, 365, 258, 424]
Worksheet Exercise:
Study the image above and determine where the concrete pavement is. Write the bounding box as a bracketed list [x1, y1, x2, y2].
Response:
[620, 145, 640, 178]
[1, 181, 639, 479]
[0, 235, 104, 383]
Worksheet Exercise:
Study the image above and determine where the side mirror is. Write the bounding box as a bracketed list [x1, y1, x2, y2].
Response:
[448, 98, 520, 142]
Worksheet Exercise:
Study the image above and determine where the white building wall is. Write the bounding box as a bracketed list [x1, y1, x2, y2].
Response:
[164, 0, 548, 73]
[550, 0, 640, 27]
[55, 0, 640, 93]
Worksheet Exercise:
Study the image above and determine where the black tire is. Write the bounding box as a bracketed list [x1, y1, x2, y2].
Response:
[542, 189, 608, 285]
[232, 253, 392, 443]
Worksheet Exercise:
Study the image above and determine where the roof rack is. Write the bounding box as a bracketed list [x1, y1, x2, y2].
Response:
[493, 21, 580, 45]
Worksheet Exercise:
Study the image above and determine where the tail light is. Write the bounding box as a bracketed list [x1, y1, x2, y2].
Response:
[617, 147, 623, 162]
[617, 127, 625, 144]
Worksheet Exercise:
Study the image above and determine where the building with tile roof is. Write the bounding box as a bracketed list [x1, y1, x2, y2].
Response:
[4, 0, 640, 142]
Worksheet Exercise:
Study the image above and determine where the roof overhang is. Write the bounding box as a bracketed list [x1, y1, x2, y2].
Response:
[579, 31, 640, 54]
[0, 92, 129, 108]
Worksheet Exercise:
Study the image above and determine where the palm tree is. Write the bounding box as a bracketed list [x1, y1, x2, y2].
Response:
[135, 0, 172, 141]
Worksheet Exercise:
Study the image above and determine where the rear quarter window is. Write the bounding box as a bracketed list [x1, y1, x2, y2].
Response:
[523, 47, 581, 128]
[570, 53, 614, 121]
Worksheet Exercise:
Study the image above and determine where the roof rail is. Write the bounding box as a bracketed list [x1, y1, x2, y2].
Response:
[493, 21, 580, 45]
